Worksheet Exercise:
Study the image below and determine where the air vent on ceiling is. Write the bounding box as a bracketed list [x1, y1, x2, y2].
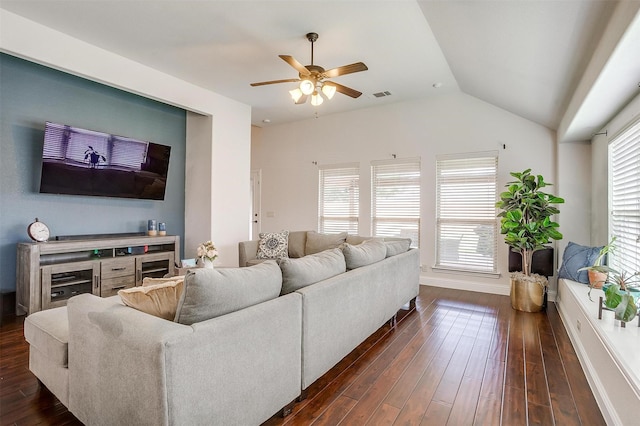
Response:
[372, 91, 392, 98]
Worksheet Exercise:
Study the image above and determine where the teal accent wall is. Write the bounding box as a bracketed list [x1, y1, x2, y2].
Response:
[0, 53, 186, 292]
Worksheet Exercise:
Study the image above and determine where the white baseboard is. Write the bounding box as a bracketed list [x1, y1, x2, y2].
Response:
[420, 274, 557, 301]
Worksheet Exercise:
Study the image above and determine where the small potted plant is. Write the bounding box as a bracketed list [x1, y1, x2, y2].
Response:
[84, 146, 106, 168]
[600, 267, 640, 323]
[579, 236, 616, 289]
[496, 169, 564, 312]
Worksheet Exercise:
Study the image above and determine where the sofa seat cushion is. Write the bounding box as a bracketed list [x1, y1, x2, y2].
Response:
[342, 239, 387, 269]
[305, 231, 348, 255]
[24, 306, 70, 367]
[175, 260, 282, 325]
[280, 248, 347, 295]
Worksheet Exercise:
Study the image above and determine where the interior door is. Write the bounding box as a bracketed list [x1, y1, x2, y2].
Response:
[250, 170, 261, 239]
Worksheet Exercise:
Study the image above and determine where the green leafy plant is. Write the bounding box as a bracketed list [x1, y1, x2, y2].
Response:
[496, 169, 564, 276]
[590, 236, 617, 272]
[598, 267, 640, 322]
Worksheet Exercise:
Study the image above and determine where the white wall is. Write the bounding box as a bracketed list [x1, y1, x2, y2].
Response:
[557, 141, 592, 254]
[0, 9, 251, 266]
[252, 92, 557, 294]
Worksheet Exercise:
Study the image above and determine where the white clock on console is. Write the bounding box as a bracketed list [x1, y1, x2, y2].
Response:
[27, 218, 50, 242]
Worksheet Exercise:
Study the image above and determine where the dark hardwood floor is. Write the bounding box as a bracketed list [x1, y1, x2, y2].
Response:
[0, 286, 605, 426]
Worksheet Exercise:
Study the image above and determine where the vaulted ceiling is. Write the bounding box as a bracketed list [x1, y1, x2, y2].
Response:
[2, 1, 639, 142]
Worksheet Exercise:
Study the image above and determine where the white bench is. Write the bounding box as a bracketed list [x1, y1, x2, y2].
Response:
[557, 278, 640, 425]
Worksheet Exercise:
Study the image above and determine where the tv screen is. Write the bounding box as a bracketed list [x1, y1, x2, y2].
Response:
[39, 122, 171, 200]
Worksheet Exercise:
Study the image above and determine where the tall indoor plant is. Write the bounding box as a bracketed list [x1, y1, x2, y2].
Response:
[496, 169, 564, 312]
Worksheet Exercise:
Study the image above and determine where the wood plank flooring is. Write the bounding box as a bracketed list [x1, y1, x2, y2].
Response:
[0, 286, 605, 426]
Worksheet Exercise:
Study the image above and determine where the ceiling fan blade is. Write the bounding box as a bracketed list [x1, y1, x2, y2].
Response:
[332, 82, 362, 98]
[295, 94, 308, 105]
[322, 62, 368, 79]
[250, 78, 300, 87]
[279, 55, 311, 76]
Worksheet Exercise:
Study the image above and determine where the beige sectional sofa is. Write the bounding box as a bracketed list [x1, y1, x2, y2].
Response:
[239, 230, 420, 391]
[24, 231, 419, 425]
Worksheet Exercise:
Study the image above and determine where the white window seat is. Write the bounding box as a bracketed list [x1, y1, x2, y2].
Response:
[557, 278, 640, 425]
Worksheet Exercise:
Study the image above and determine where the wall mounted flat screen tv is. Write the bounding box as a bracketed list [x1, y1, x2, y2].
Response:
[39, 122, 171, 200]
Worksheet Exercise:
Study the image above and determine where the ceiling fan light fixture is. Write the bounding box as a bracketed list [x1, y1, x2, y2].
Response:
[289, 88, 303, 103]
[299, 79, 315, 95]
[321, 83, 336, 100]
[310, 91, 324, 106]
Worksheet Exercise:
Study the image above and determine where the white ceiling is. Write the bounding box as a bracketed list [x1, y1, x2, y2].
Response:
[2, 0, 639, 141]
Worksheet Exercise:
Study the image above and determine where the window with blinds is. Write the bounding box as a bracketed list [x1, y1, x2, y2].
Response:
[435, 153, 498, 273]
[318, 164, 360, 234]
[42, 123, 148, 171]
[609, 119, 640, 274]
[110, 137, 148, 169]
[371, 158, 421, 247]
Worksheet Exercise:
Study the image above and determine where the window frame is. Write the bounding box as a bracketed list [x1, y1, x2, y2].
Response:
[434, 151, 499, 275]
[317, 163, 360, 235]
[608, 117, 640, 274]
[370, 157, 421, 247]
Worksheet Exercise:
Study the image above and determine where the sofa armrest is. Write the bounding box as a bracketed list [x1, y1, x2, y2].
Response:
[238, 240, 259, 267]
[67, 292, 302, 426]
[165, 292, 302, 424]
[67, 293, 192, 425]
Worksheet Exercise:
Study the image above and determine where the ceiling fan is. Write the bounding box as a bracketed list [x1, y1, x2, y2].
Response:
[250, 32, 368, 106]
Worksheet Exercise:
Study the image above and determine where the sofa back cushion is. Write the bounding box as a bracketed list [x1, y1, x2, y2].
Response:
[305, 231, 348, 255]
[345, 235, 372, 245]
[384, 238, 412, 257]
[287, 231, 308, 258]
[280, 248, 346, 295]
[175, 261, 282, 325]
[342, 239, 387, 270]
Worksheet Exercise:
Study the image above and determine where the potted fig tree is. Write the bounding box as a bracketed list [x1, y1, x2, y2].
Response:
[496, 169, 564, 312]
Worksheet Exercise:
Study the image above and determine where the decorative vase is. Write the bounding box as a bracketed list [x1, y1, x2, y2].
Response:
[198, 258, 214, 269]
[510, 272, 547, 312]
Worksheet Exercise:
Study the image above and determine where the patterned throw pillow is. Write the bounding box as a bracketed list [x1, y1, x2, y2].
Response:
[257, 230, 290, 260]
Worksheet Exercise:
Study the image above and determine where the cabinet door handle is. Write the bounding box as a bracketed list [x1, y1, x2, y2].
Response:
[94, 275, 99, 289]
[136, 270, 142, 282]
[111, 285, 127, 291]
[111, 267, 127, 271]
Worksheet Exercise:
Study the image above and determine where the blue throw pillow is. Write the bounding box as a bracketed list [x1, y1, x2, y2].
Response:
[558, 242, 603, 284]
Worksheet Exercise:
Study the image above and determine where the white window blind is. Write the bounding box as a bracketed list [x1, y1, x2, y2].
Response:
[67, 129, 109, 165]
[110, 137, 147, 170]
[609, 119, 640, 274]
[371, 158, 420, 247]
[318, 164, 360, 234]
[42, 122, 67, 160]
[435, 153, 498, 273]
